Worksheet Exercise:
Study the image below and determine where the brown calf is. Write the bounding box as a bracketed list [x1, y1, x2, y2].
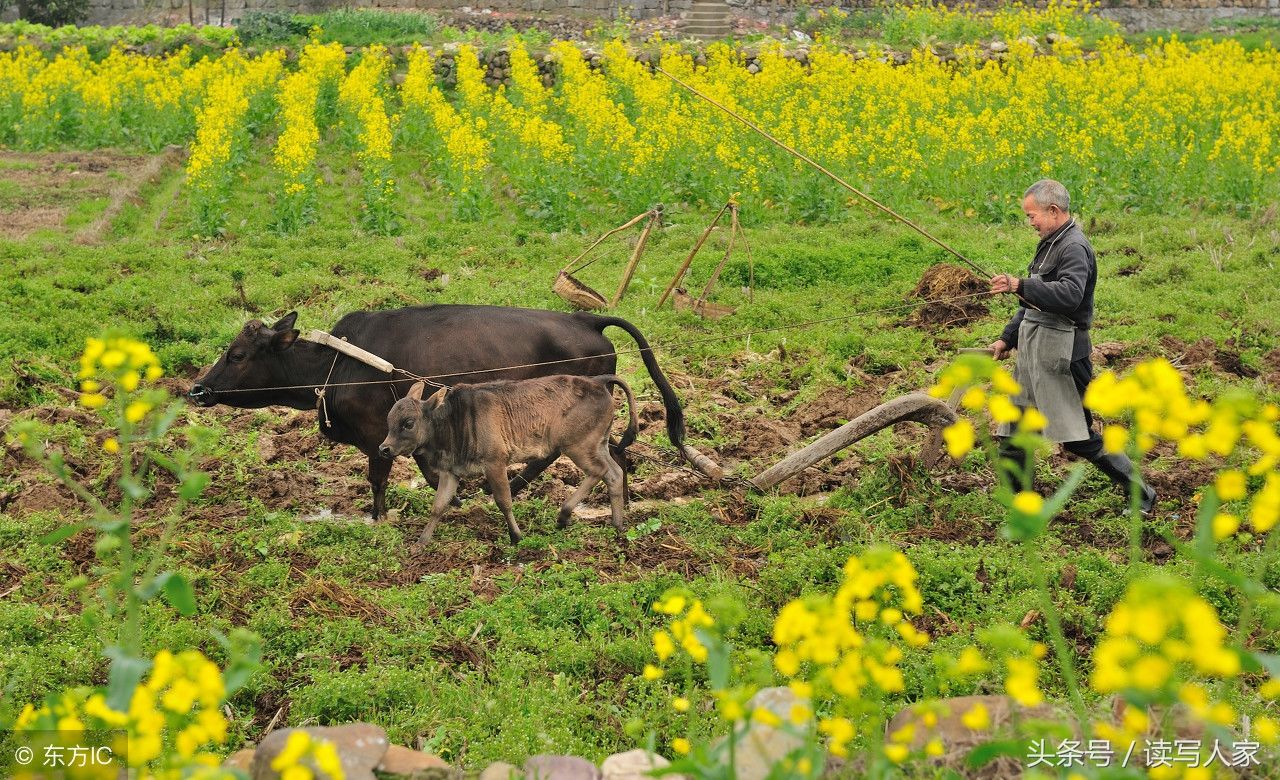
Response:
[378, 374, 637, 544]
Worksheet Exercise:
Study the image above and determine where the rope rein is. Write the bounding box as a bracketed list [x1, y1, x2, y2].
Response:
[211, 289, 996, 396]
[314, 349, 341, 427]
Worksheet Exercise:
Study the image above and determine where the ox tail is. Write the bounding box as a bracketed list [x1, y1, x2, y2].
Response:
[600, 375, 639, 452]
[583, 314, 686, 452]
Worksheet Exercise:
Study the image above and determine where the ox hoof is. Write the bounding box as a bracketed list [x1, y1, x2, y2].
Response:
[556, 513, 573, 530]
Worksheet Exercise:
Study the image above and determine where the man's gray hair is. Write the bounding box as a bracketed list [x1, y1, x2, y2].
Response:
[1024, 179, 1071, 212]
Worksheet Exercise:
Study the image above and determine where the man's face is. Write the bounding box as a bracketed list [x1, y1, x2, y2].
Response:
[1022, 195, 1066, 239]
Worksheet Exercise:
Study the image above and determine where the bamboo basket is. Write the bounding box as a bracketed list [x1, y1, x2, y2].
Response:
[553, 271, 609, 310]
[672, 288, 735, 320]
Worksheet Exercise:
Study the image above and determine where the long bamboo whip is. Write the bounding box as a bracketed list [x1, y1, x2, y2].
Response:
[656, 66, 1041, 311]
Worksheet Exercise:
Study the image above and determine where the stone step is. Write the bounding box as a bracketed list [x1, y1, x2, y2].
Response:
[682, 26, 731, 37]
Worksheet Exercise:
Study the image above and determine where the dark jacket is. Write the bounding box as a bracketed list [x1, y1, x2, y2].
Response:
[998, 219, 1096, 360]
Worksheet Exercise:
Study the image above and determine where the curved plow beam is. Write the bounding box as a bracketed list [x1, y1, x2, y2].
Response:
[748, 392, 958, 492]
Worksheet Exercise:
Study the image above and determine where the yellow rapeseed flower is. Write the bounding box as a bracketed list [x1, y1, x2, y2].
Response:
[988, 395, 1022, 424]
[653, 630, 675, 661]
[1102, 424, 1128, 454]
[1212, 512, 1240, 540]
[1005, 657, 1043, 706]
[750, 706, 781, 727]
[1215, 470, 1247, 501]
[961, 703, 990, 730]
[943, 419, 975, 459]
[1020, 407, 1047, 432]
[1012, 491, 1044, 516]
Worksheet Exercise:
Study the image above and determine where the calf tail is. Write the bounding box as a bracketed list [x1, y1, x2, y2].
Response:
[601, 375, 639, 451]
[584, 314, 686, 451]
[601, 375, 637, 505]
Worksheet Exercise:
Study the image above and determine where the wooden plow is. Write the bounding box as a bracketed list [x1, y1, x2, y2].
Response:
[658, 200, 754, 320]
[554, 205, 663, 310]
[747, 392, 957, 491]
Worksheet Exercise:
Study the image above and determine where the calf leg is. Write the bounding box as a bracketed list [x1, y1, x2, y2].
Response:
[557, 473, 603, 529]
[418, 471, 458, 545]
[601, 449, 628, 537]
[562, 444, 628, 536]
[559, 443, 612, 529]
[485, 463, 524, 544]
[608, 442, 630, 507]
[509, 452, 559, 498]
[367, 455, 393, 520]
[413, 450, 463, 507]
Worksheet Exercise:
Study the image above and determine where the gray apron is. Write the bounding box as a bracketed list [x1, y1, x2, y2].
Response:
[998, 305, 1090, 444]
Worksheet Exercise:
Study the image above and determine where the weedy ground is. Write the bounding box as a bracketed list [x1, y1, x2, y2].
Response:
[1, 149, 1278, 767]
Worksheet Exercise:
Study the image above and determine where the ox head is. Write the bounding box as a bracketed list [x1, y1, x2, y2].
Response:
[188, 312, 300, 408]
[378, 381, 447, 459]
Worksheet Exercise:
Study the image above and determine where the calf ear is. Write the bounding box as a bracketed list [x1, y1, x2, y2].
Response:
[424, 386, 449, 409]
[407, 381, 426, 401]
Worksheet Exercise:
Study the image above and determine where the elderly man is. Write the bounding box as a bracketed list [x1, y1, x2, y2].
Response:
[988, 179, 1156, 512]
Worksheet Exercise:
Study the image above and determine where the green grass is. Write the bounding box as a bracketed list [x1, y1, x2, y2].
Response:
[267, 9, 444, 48]
[0, 144, 1278, 771]
[1130, 16, 1280, 51]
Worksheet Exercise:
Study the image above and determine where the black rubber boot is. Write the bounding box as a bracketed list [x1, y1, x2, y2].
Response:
[997, 437, 1036, 493]
[1091, 453, 1157, 514]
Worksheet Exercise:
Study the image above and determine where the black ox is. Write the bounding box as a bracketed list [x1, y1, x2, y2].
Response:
[188, 305, 686, 519]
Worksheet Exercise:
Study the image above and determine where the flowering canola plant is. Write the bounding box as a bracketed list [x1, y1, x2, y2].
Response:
[15, 650, 235, 779]
[185, 49, 284, 235]
[642, 355, 1280, 774]
[3, 15, 1278, 226]
[1084, 358, 1280, 536]
[338, 46, 400, 234]
[399, 46, 494, 219]
[272, 41, 346, 232]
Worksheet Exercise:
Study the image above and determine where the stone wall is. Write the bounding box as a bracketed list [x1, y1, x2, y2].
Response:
[56, 0, 1280, 32]
[1099, 1, 1280, 31]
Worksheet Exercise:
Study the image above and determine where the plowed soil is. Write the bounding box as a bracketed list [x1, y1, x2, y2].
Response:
[0, 151, 166, 239]
[0, 333, 1256, 583]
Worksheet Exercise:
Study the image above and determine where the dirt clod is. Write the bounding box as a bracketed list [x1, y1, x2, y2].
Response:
[1160, 335, 1258, 378]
